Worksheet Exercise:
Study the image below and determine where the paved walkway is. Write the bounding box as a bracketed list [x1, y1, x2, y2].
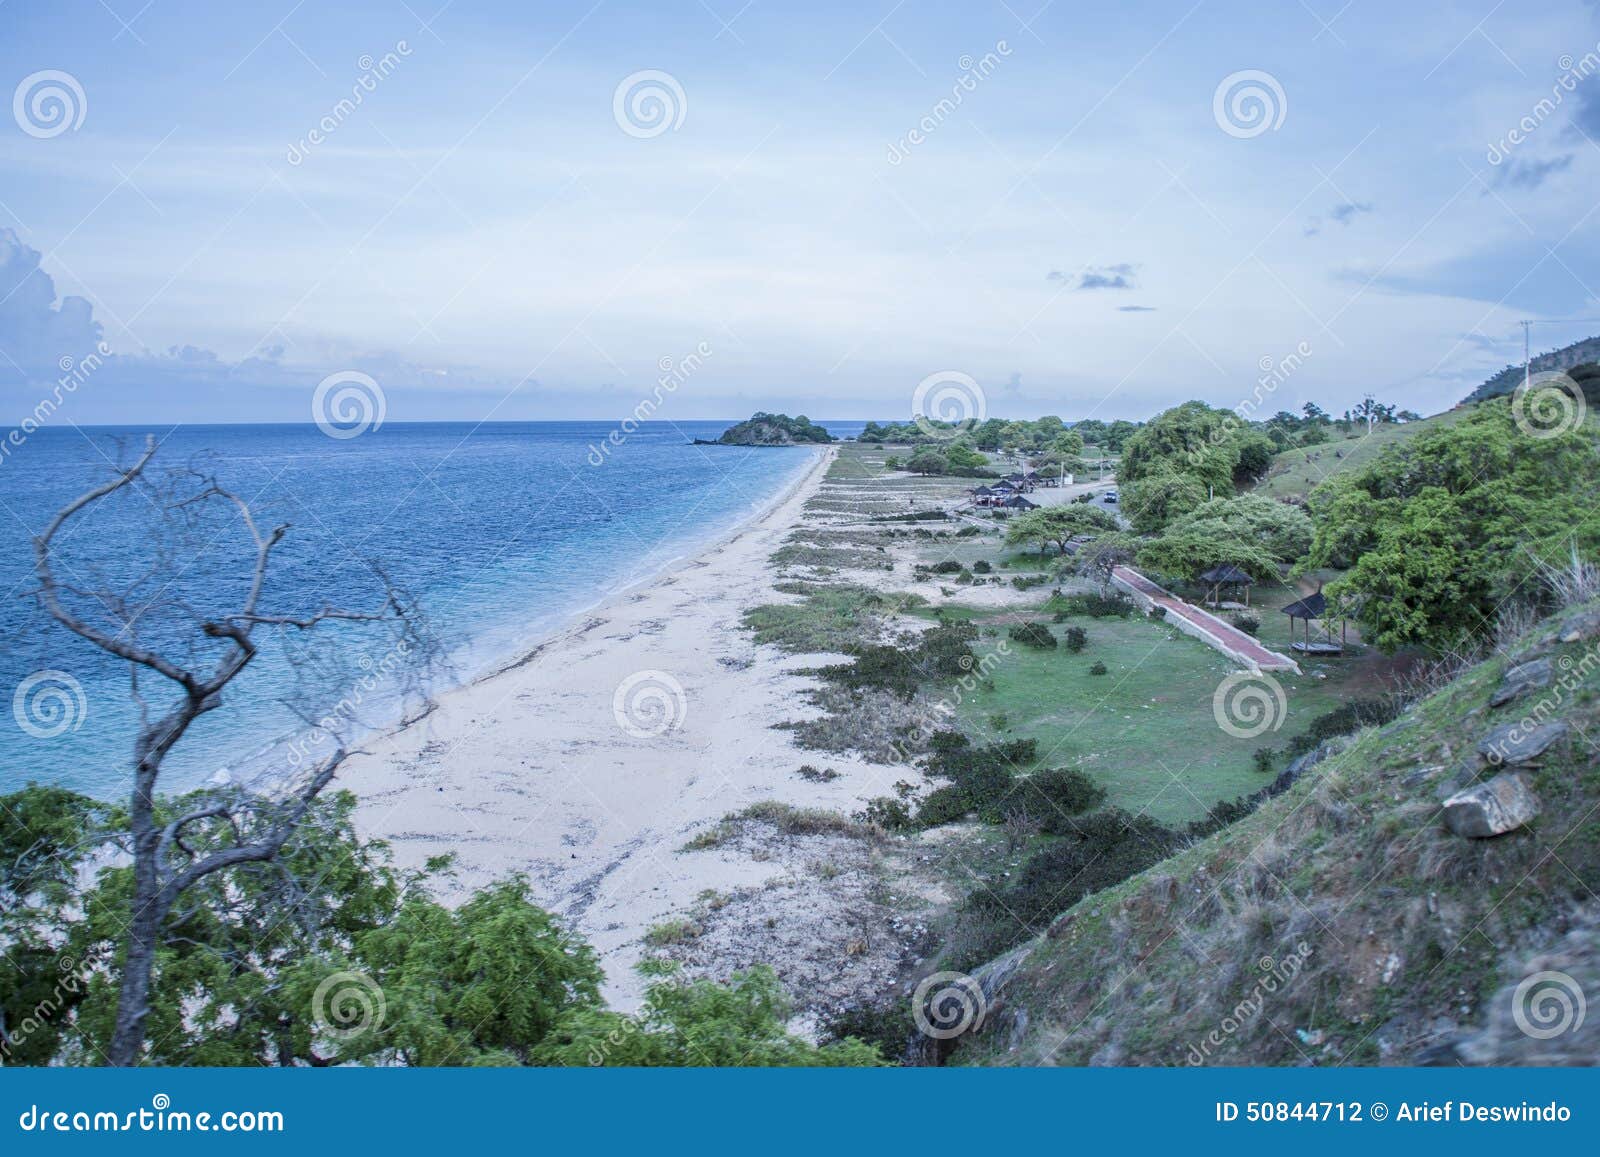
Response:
[1112, 566, 1300, 674]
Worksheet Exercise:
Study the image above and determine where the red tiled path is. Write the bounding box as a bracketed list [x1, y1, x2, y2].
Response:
[1112, 566, 1300, 674]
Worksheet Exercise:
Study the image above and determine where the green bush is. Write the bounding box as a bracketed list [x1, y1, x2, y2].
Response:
[856, 796, 914, 830]
[1008, 622, 1057, 649]
[1003, 767, 1107, 833]
[1063, 625, 1087, 653]
[1056, 593, 1134, 618]
[1230, 610, 1261, 636]
[1284, 697, 1398, 757]
[1088, 661, 1108, 675]
[972, 559, 992, 573]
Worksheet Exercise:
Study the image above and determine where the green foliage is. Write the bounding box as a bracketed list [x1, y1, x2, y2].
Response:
[856, 796, 915, 830]
[1308, 402, 1600, 650]
[1160, 494, 1313, 563]
[906, 448, 949, 475]
[972, 559, 992, 574]
[1121, 470, 1209, 534]
[531, 965, 884, 1067]
[1004, 767, 1107, 833]
[1054, 592, 1134, 617]
[816, 619, 978, 699]
[1283, 698, 1399, 758]
[1063, 625, 1087, 653]
[1008, 622, 1057, 649]
[1088, 660, 1109, 675]
[717, 412, 833, 445]
[1003, 505, 1118, 554]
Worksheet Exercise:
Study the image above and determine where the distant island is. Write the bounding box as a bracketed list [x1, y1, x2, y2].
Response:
[696, 412, 835, 446]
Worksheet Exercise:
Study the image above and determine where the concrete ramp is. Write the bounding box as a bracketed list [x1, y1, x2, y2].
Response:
[1112, 566, 1301, 675]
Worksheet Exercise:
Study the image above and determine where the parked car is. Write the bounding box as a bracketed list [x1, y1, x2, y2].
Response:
[1102, 491, 1118, 503]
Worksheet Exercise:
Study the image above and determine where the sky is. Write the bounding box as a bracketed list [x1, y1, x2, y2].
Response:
[3, 0, 1600, 426]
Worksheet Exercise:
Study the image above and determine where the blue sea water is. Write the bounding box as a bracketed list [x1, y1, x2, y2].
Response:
[0, 420, 863, 799]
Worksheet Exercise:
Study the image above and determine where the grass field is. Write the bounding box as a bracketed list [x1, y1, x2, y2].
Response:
[1253, 408, 1473, 502]
[939, 606, 1376, 824]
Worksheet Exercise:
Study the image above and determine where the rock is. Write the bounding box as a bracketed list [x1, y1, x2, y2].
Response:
[1477, 720, 1567, 767]
[1442, 773, 1539, 838]
[1558, 607, 1600, 643]
[1489, 658, 1553, 707]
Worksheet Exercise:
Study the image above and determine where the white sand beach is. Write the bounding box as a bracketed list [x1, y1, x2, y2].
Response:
[346, 446, 910, 1008]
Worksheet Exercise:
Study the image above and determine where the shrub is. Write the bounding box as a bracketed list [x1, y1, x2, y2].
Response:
[988, 712, 1009, 731]
[1284, 697, 1399, 757]
[1056, 593, 1134, 618]
[856, 796, 914, 831]
[1149, 605, 1167, 621]
[1088, 661, 1108, 675]
[929, 559, 964, 575]
[1252, 747, 1279, 774]
[796, 764, 840, 783]
[916, 784, 972, 827]
[1231, 610, 1261, 636]
[972, 559, 992, 573]
[1063, 625, 1087, 653]
[1008, 622, 1057, 649]
[1003, 767, 1106, 833]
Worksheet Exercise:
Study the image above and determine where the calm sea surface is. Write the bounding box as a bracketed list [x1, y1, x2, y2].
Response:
[0, 421, 864, 797]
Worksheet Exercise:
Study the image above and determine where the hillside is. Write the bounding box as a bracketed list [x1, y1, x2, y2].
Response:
[711, 412, 834, 446]
[1254, 408, 1471, 503]
[1464, 334, 1600, 404]
[953, 599, 1600, 1066]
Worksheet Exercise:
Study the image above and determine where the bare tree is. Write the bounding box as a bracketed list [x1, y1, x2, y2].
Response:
[28, 436, 431, 1065]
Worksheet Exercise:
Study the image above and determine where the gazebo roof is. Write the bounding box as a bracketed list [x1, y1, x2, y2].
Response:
[1281, 590, 1328, 619]
[1199, 563, 1254, 585]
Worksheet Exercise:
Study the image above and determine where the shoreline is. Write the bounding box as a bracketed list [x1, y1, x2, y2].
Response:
[343, 444, 900, 1008]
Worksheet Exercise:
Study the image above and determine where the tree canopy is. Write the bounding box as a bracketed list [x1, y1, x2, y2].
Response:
[1004, 505, 1119, 554]
[1307, 401, 1600, 651]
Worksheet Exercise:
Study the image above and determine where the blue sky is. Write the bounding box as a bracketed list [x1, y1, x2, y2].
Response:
[3, 0, 1600, 424]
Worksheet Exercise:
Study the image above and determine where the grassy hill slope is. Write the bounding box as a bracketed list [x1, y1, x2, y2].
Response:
[954, 600, 1600, 1066]
[1254, 408, 1472, 503]
[1464, 334, 1600, 404]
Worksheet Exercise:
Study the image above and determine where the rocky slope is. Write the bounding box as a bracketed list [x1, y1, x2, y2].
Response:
[712, 413, 835, 446]
[951, 601, 1600, 1066]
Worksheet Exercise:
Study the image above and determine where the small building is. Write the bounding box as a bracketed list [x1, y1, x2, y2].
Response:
[1282, 588, 1346, 655]
[1002, 494, 1038, 510]
[1198, 563, 1255, 608]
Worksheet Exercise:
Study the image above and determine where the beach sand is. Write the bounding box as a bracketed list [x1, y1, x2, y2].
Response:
[347, 446, 914, 1009]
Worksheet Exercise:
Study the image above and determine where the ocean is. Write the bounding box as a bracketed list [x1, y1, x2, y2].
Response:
[1, 420, 864, 798]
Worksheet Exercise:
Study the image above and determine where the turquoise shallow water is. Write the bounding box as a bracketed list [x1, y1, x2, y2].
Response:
[0, 420, 860, 797]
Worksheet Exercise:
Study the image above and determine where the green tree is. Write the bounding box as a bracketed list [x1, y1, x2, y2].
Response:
[1308, 401, 1600, 651]
[1004, 505, 1118, 555]
[1121, 470, 1208, 534]
[531, 963, 883, 1067]
[906, 448, 949, 475]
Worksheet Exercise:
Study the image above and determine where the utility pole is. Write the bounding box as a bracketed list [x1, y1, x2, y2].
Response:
[1523, 319, 1532, 393]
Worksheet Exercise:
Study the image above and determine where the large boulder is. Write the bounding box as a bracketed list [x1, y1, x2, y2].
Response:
[1442, 773, 1540, 838]
[1478, 720, 1567, 767]
[1488, 658, 1553, 707]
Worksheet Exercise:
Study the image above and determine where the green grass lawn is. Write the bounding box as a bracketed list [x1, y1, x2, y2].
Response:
[943, 607, 1376, 825]
[1253, 408, 1474, 502]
